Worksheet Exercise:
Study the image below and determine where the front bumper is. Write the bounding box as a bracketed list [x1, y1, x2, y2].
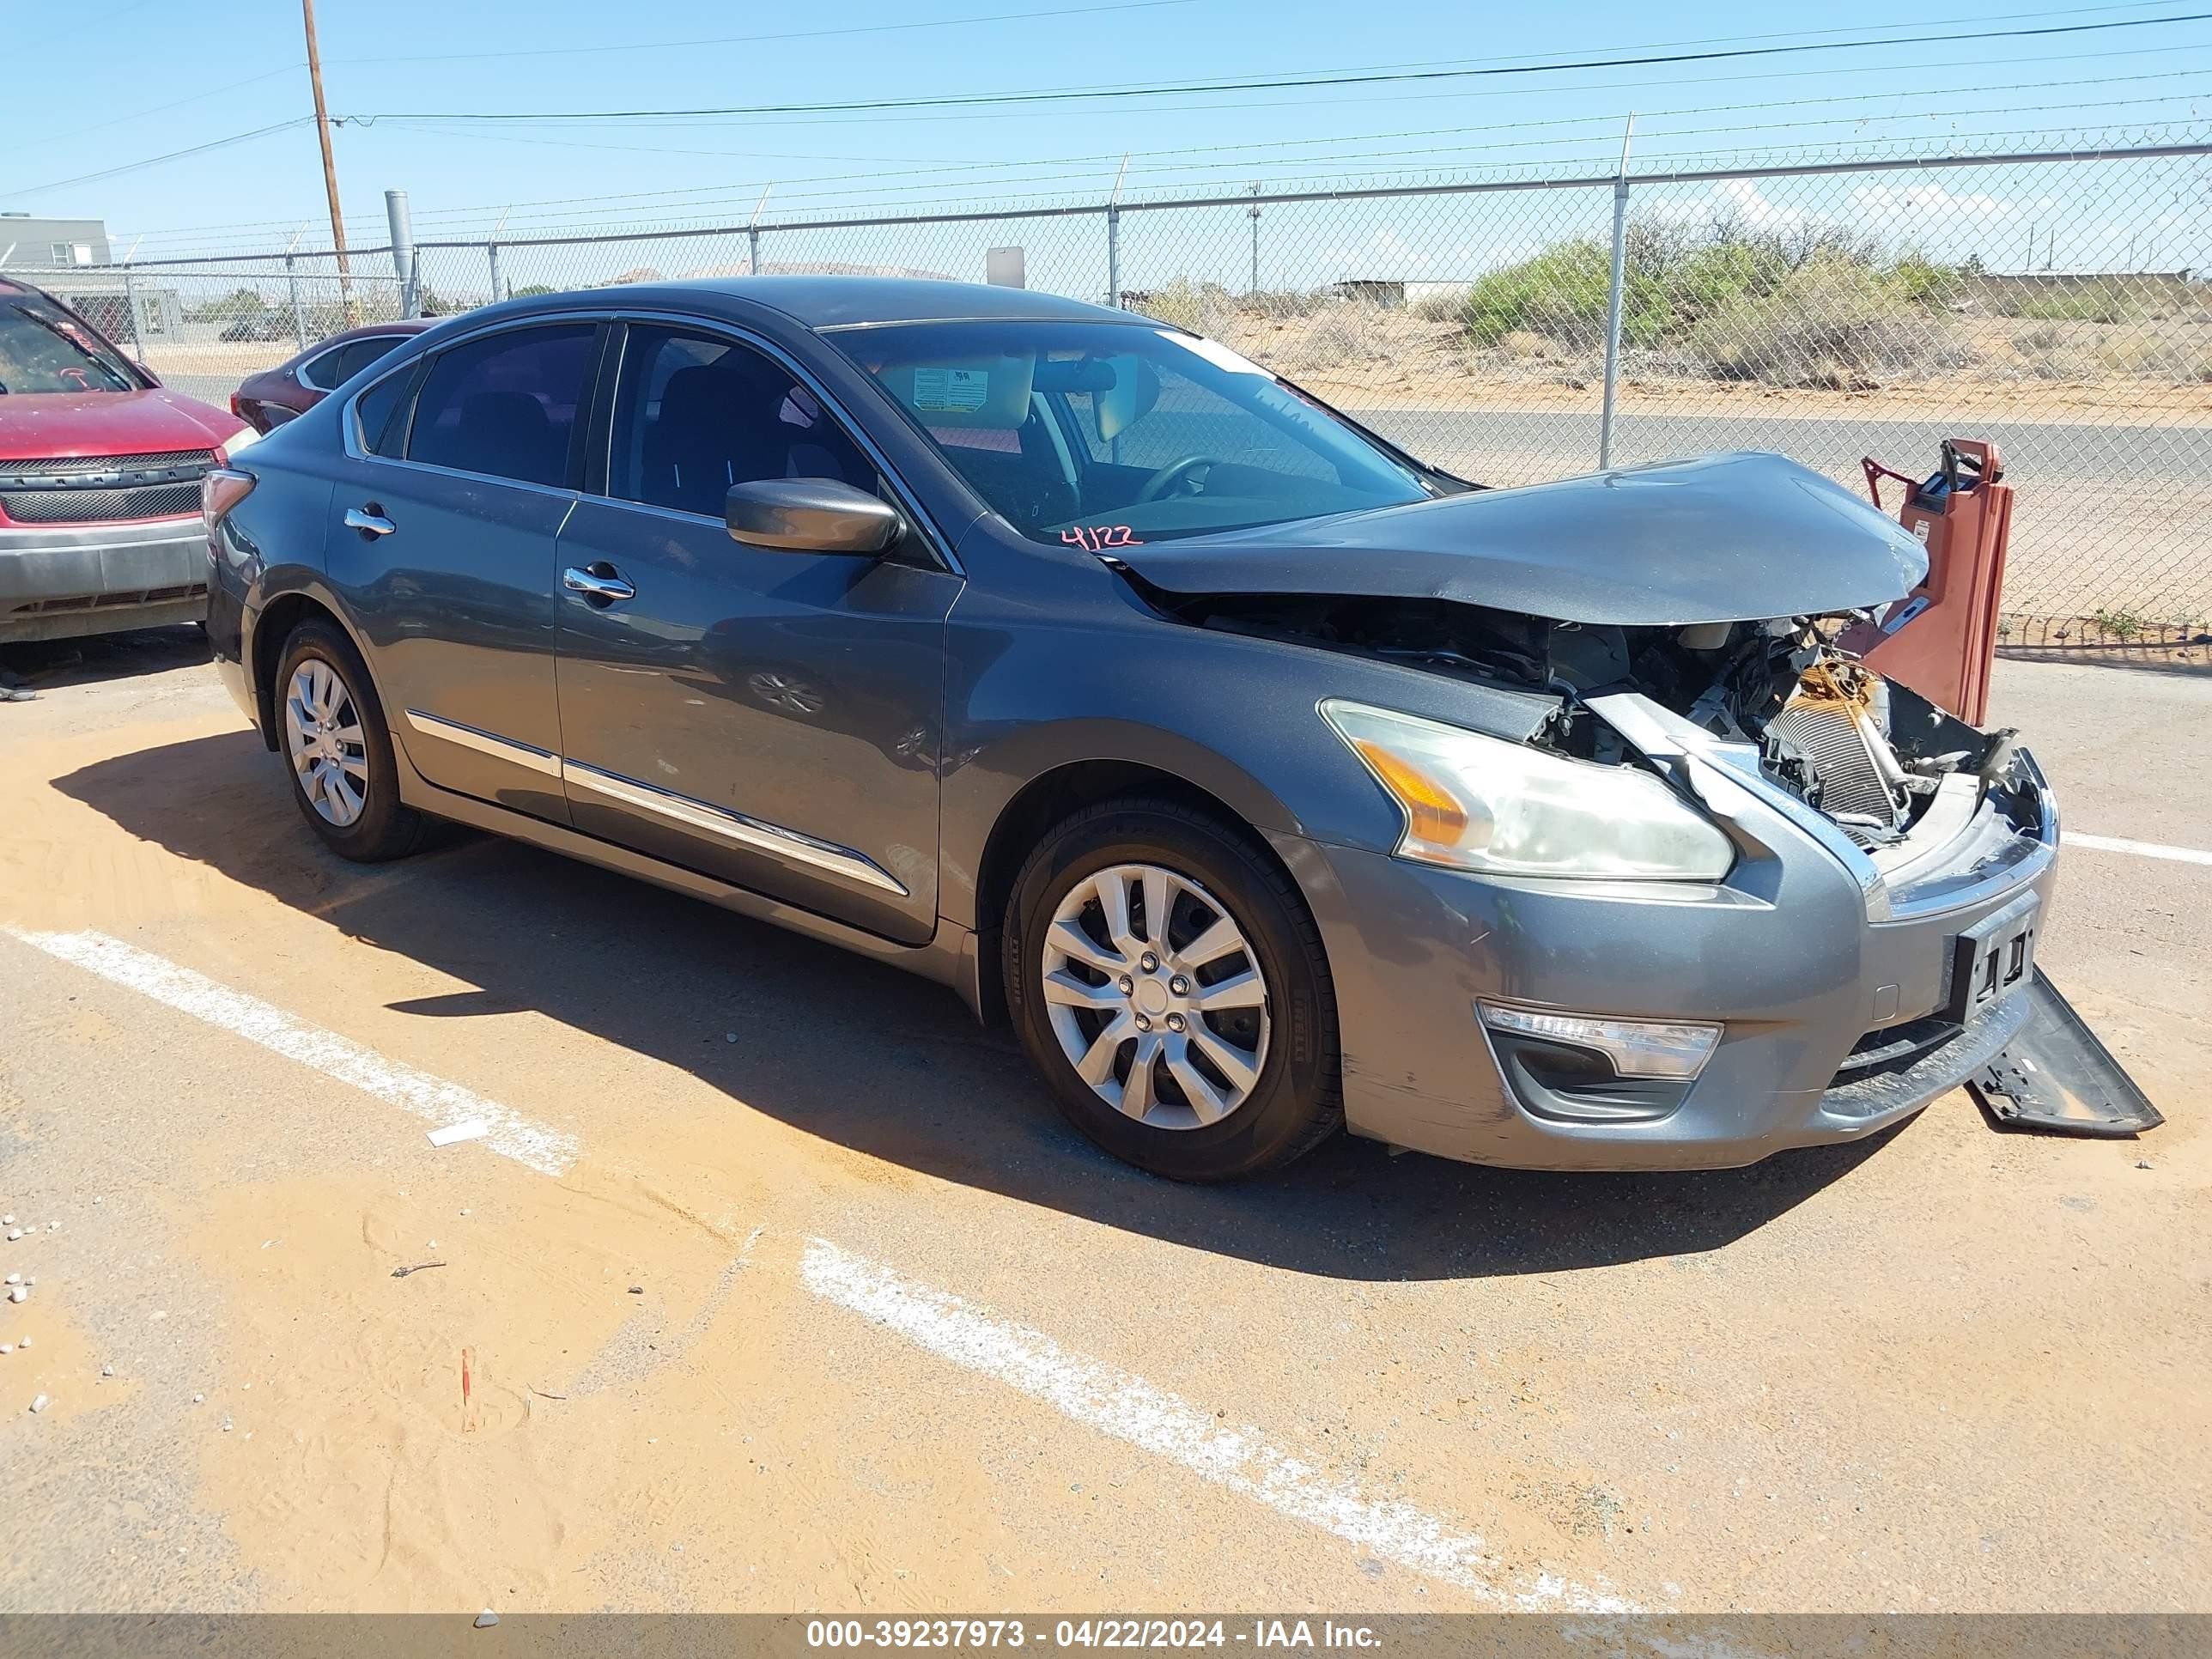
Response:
[1279, 702, 2060, 1172]
[0, 517, 209, 643]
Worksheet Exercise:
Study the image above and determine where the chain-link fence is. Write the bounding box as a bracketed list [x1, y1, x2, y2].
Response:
[17, 140, 2212, 643]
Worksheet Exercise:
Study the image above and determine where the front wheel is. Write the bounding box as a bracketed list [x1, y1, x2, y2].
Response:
[1004, 799, 1340, 1181]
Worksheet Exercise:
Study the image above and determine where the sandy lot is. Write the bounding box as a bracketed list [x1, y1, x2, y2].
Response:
[0, 635, 2206, 1620]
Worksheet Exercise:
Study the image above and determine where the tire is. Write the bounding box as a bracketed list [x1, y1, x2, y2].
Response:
[272, 619, 431, 862]
[1004, 797, 1340, 1182]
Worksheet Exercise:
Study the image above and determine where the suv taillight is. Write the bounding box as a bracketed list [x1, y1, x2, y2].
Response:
[201, 467, 256, 537]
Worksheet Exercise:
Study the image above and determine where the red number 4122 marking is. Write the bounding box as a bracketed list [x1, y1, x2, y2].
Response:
[1060, 525, 1140, 551]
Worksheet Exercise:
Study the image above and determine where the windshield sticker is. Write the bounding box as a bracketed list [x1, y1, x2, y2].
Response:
[1060, 525, 1142, 552]
[1161, 330, 1270, 378]
[910, 366, 989, 412]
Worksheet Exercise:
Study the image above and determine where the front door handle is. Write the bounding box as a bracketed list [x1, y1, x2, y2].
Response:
[343, 505, 396, 538]
[562, 563, 636, 605]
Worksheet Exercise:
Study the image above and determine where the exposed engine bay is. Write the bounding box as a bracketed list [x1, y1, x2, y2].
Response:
[1140, 586, 2021, 850]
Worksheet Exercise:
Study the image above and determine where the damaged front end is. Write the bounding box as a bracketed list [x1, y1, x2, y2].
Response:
[1136, 579, 2045, 886]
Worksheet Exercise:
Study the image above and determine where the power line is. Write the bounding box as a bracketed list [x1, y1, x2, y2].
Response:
[377, 72, 2212, 220]
[353, 10, 2212, 122]
[326, 0, 1199, 65]
[0, 118, 313, 202]
[1, 65, 302, 161]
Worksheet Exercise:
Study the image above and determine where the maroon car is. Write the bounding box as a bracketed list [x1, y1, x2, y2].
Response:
[230, 319, 433, 434]
[0, 277, 250, 646]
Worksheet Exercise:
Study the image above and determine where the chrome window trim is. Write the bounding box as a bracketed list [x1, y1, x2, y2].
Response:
[591, 308, 962, 576]
[562, 759, 910, 896]
[402, 708, 562, 778]
[340, 313, 610, 477]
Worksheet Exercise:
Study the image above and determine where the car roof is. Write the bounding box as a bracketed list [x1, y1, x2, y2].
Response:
[490, 276, 1146, 331]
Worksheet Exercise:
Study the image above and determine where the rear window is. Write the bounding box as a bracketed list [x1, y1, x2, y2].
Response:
[0, 297, 139, 395]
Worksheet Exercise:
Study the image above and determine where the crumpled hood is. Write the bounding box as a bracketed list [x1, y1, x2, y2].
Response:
[1116, 451, 1929, 627]
[0, 387, 244, 465]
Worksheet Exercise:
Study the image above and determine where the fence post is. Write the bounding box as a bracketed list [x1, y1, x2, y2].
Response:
[487, 242, 502, 305]
[1597, 114, 1636, 471]
[386, 189, 417, 318]
[121, 265, 146, 350]
[748, 185, 773, 278]
[1106, 154, 1129, 308]
[285, 253, 307, 347]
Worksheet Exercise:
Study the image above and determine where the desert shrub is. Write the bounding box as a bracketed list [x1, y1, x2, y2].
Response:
[1685, 252, 1964, 388]
[1462, 239, 1626, 351]
[1460, 220, 1966, 371]
[1133, 279, 1237, 336]
[1245, 288, 1331, 319]
[1990, 281, 2142, 324]
[2096, 334, 2212, 382]
[1408, 288, 1471, 322]
[1291, 303, 1397, 367]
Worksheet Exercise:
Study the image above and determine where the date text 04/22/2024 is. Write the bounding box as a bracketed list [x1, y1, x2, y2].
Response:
[804, 1620, 1382, 1649]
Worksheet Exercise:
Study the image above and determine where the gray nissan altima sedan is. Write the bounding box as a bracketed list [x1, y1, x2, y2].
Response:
[202, 276, 2057, 1181]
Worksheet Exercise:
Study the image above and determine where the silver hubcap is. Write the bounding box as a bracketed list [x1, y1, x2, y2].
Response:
[1040, 862, 1271, 1129]
[283, 658, 369, 828]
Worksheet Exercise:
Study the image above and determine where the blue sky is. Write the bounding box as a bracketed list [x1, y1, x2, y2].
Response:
[4, 0, 2210, 276]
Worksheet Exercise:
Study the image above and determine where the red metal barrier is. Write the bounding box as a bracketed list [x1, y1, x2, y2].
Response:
[1839, 439, 2012, 726]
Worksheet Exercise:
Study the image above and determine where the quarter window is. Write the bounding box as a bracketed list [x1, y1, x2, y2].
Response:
[607, 325, 872, 517]
[305, 334, 404, 391]
[404, 324, 595, 488]
[354, 367, 416, 457]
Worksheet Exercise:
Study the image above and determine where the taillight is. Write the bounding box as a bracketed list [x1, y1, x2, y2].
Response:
[228, 392, 244, 420]
[202, 467, 256, 537]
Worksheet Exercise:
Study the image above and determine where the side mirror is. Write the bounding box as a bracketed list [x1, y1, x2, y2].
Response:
[726, 478, 903, 556]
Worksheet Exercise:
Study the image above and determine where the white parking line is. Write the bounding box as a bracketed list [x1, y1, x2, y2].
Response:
[799, 1238, 1636, 1613]
[2067, 832, 2212, 868]
[3, 927, 576, 1176]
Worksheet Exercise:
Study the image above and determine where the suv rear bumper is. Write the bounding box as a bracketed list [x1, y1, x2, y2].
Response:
[0, 517, 209, 643]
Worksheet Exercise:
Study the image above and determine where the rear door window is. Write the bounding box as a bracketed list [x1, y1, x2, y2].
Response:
[405, 324, 595, 488]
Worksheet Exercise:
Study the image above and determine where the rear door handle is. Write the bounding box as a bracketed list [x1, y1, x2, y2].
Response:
[343, 506, 396, 538]
[562, 563, 636, 605]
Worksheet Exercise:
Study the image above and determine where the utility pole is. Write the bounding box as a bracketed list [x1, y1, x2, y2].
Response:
[1248, 181, 1261, 295]
[302, 0, 355, 319]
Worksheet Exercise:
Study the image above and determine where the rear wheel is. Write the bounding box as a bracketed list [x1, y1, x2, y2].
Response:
[1005, 799, 1340, 1181]
[274, 620, 430, 862]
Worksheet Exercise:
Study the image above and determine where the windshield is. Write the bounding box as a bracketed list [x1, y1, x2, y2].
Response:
[0, 296, 141, 395]
[826, 319, 1432, 546]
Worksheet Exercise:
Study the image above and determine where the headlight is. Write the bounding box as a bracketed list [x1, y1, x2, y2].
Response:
[1321, 699, 1735, 881]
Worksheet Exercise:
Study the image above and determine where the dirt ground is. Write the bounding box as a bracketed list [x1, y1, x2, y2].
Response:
[0, 633, 2207, 1617]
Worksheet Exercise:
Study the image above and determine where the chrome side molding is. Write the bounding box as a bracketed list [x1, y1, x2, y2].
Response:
[401, 707, 908, 897]
[562, 761, 910, 896]
[403, 708, 562, 778]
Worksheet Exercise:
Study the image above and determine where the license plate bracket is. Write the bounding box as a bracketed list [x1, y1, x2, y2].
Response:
[1948, 891, 2039, 1023]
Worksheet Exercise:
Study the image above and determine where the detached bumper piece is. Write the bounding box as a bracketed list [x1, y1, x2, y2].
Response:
[1969, 970, 2164, 1138]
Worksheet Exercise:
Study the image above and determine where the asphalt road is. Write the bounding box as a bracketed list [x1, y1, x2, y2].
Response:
[1, 630, 2206, 1617]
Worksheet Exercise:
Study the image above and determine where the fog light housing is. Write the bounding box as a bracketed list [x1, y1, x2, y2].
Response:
[1478, 1003, 1722, 1081]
